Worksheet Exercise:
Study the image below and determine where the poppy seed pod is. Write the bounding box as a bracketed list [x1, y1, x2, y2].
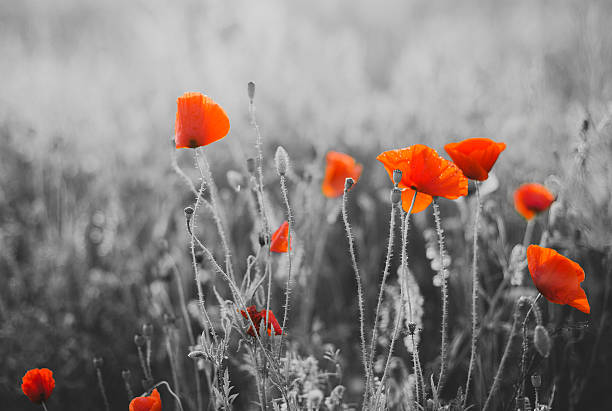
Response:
[93, 357, 104, 369]
[391, 188, 402, 205]
[392, 169, 402, 185]
[134, 334, 146, 347]
[184, 206, 194, 217]
[408, 322, 417, 335]
[531, 374, 542, 389]
[534, 325, 551, 357]
[345, 178, 355, 192]
[246, 158, 256, 174]
[275, 146, 290, 176]
[248, 81, 256, 100]
[142, 323, 153, 337]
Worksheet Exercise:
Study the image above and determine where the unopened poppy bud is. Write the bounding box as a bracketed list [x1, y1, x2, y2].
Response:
[275, 146, 290, 176]
[247, 82, 255, 100]
[246, 158, 256, 174]
[392, 169, 402, 185]
[142, 323, 153, 337]
[391, 188, 402, 205]
[344, 178, 355, 192]
[93, 357, 104, 369]
[531, 374, 541, 389]
[184, 206, 194, 218]
[534, 325, 551, 357]
[258, 232, 268, 247]
[188, 350, 206, 359]
[134, 334, 146, 347]
[408, 322, 417, 335]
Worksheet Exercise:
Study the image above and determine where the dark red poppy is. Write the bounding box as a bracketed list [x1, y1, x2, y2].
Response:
[240, 305, 283, 336]
[444, 138, 506, 181]
[175, 92, 230, 149]
[322, 151, 363, 198]
[527, 245, 590, 314]
[129, 388, 162, 411]
[377, 144, 468, 213]
[21, 368, 55, 404]
[514, 183, 555, 220]
[270, 221, 291, 253]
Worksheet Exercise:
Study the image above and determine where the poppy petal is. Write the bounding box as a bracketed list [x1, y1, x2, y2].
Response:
[401, 189, 433, 214]
[514, 183, 555, 220]
[129, 389, 162, 411]
[175, 92, 230, 149]
[21, 368, 55, 404]
[444, 138, 506, 181]
[270, 221, 291, 253]
[322, 151, 362, 198]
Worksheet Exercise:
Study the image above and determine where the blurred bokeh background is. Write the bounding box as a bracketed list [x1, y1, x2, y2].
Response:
[1, 0, 612, 409]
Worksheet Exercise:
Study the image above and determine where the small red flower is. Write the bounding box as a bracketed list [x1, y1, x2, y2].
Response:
[514, 183, 555, 220]
[444, 138, 506, 181]
[175, 92, 230, 149]
[21, 368, 55, 404]
[322, 151, 363, 198]
[129, 388, 162, 411]
[270, 221, 291, 253]
[240, 305, 283, 336]
[527, 245, 590, 314]
[377, 144, 468, 213]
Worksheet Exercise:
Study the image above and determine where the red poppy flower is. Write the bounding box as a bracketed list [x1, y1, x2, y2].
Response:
[129, 388, 162, 411]
[270, 221, 291, 253]
[444, 138, 506, 181]
[240, 305, 283, 336]
[21, 368, 55, 404]
[377, 144, 468, 213]
[527, 245, 590, 314]
[514, 183, 555, 220]
[322, 151, 363, 198]
[175, 92, 230, 149]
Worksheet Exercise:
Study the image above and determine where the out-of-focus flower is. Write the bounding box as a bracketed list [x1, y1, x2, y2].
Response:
[322, 151, 362, 198]
[514, 183, 555, 220]
[444, 138, 506, 181]
[175, 92, 230, 149]
[240, 305, 283, 336]
[270, 221, 291, 253]
[129, 388, 162, 411]
[377, 144, 468, 213]
[21, 368, 55, 404]
[527, 245, 590, 313]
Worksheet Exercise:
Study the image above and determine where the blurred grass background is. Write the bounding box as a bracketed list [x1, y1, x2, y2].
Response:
[1, 0, 612, 409]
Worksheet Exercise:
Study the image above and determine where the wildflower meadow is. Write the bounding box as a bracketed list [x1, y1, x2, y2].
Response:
[1, 1, 612, 410]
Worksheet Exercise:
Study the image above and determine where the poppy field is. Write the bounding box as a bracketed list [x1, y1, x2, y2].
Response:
[2, 1, 612, 410]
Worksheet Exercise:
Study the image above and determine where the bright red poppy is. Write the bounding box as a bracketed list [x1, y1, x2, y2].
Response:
[514, 183, 555, 220]
[270, 221, 291, 253]
[377, 144, 468, 213]
[527, 245, 590, 314]
[444, 138, 506, 181]
[240, 305, 283, 336]
[174, 92, 230, 149]
[21, 368, 55, 404]
[129, 388, 162, 411]
[322, 151, 363, 198]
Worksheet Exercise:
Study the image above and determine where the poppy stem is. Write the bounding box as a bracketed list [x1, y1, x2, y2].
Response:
[464, 182, 481, 407]
[341, 179, 370, 403]
[41, 401, 49, 411]
[279, 174, 294, 360]
[432, 199, 450, 396]
[522, 219, 534, 249]
[150, 381, 185, 411]
[517, 293, 542, 404]
[95, 367, 111, 411]
[373, 190, 418, 410]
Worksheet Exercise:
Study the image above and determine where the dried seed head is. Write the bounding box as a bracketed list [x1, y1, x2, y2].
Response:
[134, 334, 146, 347]
[142, 323, 153, 337]
[531, 374, 542, 389]
[247, 82, 256, 100]
[408, 322, 417, 335]
[534, 325, 551, 357]
[93, 357, 104, 369]
[184, 206, 194, 218]
[392, 169, 402, 185]
[344, 178, 355, 192]
[391, 188, 402, 205]
[246, 158, 256, 174]
[274, 146, 290, 176]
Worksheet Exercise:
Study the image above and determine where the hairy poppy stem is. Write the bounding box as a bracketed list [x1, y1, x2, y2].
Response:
[150, 381, 185, 411]
[95, 367, 111, 411]
[464, 182, 481, 407]
[279, 174, 294, 360]
[432, 199, 449, 396]
[41, 401, 49, 411]
[517, 293, 542, 404]
[366, 201, 397, 402]
[483, 296, 530, 411]
[374, 190, 417, 410]
[171, 145, 198, 196]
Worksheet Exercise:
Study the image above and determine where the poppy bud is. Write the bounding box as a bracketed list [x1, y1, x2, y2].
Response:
[134, 334, 146, 347]
[247, 81, 256, 100]
[184, 206, 194, 218]
[142, 323, 153, 337]
[246, 158, 256, 174]
[408, 322, 417, 335]
[93, 357, 104, 369]
[534, 325, 551, 357]
[344, 178, 355, 192]
[258, 232, 268, 247]
[391, 188, 402, 205]
[531, 374, 541, 389]
[392, 169, 402, 185]
[188, 350, 206, 359]
[275, 146, 290, 176]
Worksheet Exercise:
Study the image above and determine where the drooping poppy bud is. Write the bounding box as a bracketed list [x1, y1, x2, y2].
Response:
[534, 325, 551, 357]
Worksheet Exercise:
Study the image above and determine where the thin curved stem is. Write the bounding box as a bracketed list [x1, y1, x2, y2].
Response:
[41, 401, 49, 411]
[433, 199, 450, 395]
[517, 293, 542, 404]
[279, 174, 294, 359]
